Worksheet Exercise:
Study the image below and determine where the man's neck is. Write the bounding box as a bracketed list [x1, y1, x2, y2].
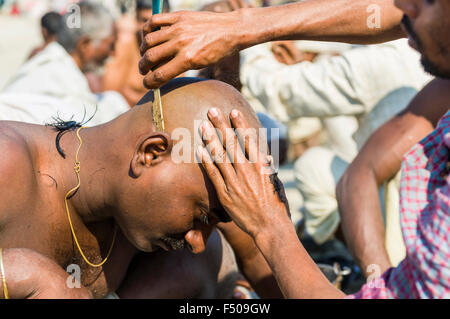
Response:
[58, 105, 152, 224]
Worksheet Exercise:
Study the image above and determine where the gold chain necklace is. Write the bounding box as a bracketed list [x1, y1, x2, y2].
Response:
[64, 127, 117, 268]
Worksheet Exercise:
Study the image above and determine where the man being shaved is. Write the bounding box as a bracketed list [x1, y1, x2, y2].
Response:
[0, 78, 281, 299]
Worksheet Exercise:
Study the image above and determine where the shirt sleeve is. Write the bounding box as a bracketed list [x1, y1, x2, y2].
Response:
[347, 168, 450, 299]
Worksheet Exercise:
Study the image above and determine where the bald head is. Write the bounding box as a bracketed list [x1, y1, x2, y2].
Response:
[107, 78, 266, 252]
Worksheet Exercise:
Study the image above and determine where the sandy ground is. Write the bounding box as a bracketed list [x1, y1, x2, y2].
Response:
[0, 15, 42, 90]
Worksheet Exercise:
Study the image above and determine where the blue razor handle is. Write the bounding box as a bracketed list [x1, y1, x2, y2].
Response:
[152, 0, 163, 15]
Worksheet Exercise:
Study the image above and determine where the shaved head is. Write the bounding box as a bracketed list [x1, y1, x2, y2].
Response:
[136, 77, 261, 135]
[111, 78, 266, 253]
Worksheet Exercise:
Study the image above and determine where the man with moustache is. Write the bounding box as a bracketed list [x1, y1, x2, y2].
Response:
[141, 0, 450, 298]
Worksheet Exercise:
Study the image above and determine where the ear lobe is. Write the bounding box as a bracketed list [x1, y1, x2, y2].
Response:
[131, 133, 172, 177]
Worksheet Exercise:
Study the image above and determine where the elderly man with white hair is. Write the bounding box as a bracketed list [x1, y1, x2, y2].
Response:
[0, 1, 129, 126]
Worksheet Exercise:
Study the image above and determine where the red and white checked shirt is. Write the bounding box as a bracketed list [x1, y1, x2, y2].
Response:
[348, 110, 450, 299]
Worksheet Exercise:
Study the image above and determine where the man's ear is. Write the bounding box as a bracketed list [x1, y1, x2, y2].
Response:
[131, 133, 172, 177]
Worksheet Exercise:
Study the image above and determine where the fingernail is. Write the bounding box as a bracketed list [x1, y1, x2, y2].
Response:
[231, 109, 239, 118]
[209, 107, 219, 118]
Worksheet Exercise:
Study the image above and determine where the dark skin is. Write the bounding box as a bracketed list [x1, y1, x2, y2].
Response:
[27, 27, 59, 60]
[336, 78, 450, 277]
[70, 27, 117, 73]
[198, 1, 315, 91]
[103, 7, 171, 106]
[0, 79, 281, 299]
[139, 0, 405, 88]
[194, 0, 450, 298]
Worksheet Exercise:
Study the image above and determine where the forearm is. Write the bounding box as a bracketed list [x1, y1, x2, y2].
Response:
[0, 248, 91, 299]
[217, 222, 283, 298]
[237, 0, 405, 49]
[337, 168, 392, 277]
[239, 249, 283, 299]
[254, 218, 345, 299]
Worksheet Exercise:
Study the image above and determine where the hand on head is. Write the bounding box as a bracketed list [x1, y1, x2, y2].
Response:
[196, 107, 291, 239]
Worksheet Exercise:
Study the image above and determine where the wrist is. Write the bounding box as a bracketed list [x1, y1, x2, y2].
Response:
[253, 215, 297, 253]
[234, 7, 267, 51]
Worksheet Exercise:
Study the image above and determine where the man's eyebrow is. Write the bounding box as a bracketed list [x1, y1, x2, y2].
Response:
[198, 202, 231, 223]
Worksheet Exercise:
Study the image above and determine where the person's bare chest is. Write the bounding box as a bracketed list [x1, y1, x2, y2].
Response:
[0, 193, 137, 298]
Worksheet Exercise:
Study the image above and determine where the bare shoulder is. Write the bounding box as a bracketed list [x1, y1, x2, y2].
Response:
[0, 122, 36, 222]
[402, 78, 450, 126]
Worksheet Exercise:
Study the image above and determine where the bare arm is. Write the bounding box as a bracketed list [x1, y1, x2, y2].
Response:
[0, 248, 91, 299]
[139, 0, 405, 88]
[217, 221, 283, 298]
[336, 78, 450, 277]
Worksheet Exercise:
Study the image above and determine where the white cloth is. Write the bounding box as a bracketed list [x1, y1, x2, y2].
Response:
[0, 42, 129, 125]
[240, 39, 432, 123]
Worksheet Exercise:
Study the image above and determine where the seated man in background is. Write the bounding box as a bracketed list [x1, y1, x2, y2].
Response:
[0, 1, 129, 126]
[0, 78, 282, 299]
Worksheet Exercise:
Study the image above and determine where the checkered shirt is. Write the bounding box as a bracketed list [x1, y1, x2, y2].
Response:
[347, 110, 450, 299]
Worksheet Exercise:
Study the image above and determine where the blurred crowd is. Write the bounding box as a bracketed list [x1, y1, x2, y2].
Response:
[0, 0, 446, 296]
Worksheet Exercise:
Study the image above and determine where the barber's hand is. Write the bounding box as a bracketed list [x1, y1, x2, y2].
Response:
[139, 8, 246, 89]
[196, 108, 290, 240]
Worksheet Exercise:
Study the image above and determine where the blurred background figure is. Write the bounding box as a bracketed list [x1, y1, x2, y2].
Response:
[27, 11, 62, 59]
[0, 0, 129, 126]
[103, 0, 170, 106]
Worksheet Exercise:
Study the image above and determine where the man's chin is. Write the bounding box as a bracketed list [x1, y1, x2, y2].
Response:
[131, 240, 157, 253]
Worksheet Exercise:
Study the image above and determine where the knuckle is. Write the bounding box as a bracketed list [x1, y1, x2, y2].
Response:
[145, 50, 156, 63]
[209, 168, 218, 178]
[138, 59, 147, 75]
[144, 33, 153, 46]
[142, 76, 151, 88]
[153, 69, 165, 83]
[183, 50, 196, 68]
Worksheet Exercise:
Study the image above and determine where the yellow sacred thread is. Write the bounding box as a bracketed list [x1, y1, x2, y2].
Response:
[0, 248, 9, 299]
[64, 127, 117, 268]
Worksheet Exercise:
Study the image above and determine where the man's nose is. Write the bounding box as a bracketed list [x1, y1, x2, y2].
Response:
[184, 224, 214, 254]
[394, 0, 419, 19]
